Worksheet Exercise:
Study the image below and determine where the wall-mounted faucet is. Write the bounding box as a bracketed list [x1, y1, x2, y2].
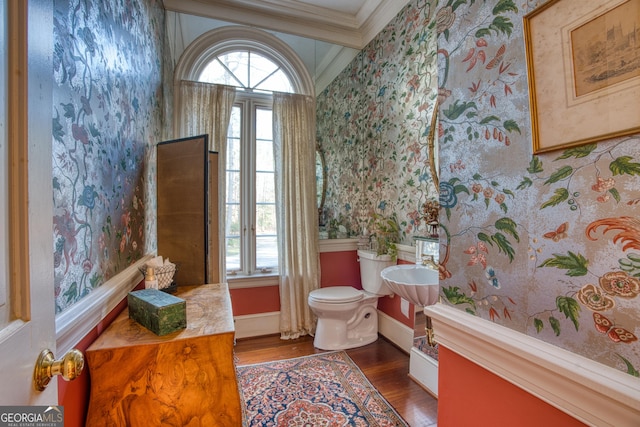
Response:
[414, 236, 438, 265]
[421, 254, 438, 270]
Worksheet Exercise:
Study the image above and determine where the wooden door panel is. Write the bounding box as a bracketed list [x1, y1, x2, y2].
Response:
[157, 135, 209, 286]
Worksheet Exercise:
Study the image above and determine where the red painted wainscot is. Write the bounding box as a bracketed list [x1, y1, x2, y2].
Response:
[437, 346, 587, 426]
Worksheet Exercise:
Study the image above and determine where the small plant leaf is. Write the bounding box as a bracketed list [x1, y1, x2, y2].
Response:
[555, 144, 596, 159]
[540, 188, 569, 209]
[527, 156, 543, 174]
[495, 217, 519, 242]
[539, 251, 588, 277]
[556, 296, 581, 331]
[549, 316, 561, 336]
[610, 156, 640, 176]
[544, 165, 573, 184]
[442, 286, 476, 308]
[534, 318, 544, 333]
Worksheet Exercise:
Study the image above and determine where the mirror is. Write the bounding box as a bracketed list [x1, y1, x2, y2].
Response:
[413, 101, 440, 355]
[316, 141, 327, 222]
[427, 100, 439, 192]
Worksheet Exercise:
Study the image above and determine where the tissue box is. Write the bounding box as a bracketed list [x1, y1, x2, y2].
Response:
[127, 289, 186, 335]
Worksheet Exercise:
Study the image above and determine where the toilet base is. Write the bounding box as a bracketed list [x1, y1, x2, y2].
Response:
[313, 331, 378, 351]
[312, 307, 379, 351]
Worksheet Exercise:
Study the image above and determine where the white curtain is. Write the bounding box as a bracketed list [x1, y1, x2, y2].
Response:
[273, 92, 321, 339]
[177, 81, 236, 283]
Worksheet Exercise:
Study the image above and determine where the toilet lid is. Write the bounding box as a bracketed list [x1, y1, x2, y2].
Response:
[309, 287, 364, 303]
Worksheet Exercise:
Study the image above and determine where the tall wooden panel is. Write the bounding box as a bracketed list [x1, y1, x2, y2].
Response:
[157, 135, 218, 285]
[208, 151, 220, 283]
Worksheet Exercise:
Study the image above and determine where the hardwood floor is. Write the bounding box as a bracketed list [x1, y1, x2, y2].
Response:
[234, 334, 438, 427]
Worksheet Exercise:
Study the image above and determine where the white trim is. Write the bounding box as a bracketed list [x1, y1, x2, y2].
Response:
[234, 311, 280, 339]
[409, 347, 438, 397]
[378, 310, 414, 353]
[174, 26, 314, 96]
[318, 238, 358, 253]
[231, 308, 415, 349]
[425, 303, 640, 427]
[359, 0, 409, 50]
[227, 274, 279, 289]
[162, 0, 408, 50]
[55, 255, 152, 355]
[314, 45, 358, 94]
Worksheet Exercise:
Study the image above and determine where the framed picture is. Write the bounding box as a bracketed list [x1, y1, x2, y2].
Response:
[524, 0, 640, 154]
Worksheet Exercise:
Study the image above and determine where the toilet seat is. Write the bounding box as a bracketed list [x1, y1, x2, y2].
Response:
[309, 287, 363, 303]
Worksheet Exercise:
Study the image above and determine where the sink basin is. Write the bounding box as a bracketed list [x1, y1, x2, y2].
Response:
[380, 265, 439, 307]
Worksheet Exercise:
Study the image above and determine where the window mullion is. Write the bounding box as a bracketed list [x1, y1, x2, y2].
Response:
[241, 100, 255, 275]
[248, 100, 258, 274]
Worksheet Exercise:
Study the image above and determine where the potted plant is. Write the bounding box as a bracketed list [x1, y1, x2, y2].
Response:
[369, 213, 400, 261]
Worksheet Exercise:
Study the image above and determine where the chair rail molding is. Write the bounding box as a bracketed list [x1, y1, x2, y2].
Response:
[425, 303, 640, 427]
[55, 255, 152, 355]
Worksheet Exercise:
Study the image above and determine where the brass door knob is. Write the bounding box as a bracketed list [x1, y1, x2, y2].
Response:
[33, 348, 84, 391]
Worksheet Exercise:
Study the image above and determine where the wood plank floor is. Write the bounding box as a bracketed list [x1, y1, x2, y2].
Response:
[234, 334, 438, 427]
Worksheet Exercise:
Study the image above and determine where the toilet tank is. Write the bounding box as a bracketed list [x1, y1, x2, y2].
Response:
[357, 249, 395, 295]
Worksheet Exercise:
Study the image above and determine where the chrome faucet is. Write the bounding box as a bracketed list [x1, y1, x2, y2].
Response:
[421, 254, 438, 270]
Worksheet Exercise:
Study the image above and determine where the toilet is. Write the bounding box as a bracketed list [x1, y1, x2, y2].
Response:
[308, 249, 395, 350]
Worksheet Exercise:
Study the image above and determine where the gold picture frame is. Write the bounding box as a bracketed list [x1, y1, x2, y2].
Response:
[524, 0, 640, 154]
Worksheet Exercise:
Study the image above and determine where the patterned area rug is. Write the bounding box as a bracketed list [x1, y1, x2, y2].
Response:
[414, 336, 439, 361]
[237, 351, 408, 426]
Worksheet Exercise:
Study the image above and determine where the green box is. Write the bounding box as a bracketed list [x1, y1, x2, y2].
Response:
[127, 289, 186, 335]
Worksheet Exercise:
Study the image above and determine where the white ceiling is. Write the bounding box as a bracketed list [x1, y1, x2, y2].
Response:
[162, 0, 411, 92]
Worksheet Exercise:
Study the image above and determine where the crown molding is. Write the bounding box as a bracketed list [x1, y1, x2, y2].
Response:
[163, 0, 410, 49]
[314, 44, 358, 93]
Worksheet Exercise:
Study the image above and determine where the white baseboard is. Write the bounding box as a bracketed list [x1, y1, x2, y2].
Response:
[234, 311, 280, 339]
[233, 309, 416, 354]
[409, 347, 438, 397]
[426, 303, 640, 427]
[378, 310, 415, 353]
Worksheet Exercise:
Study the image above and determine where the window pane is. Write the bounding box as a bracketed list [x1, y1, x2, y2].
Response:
[256, 172, 275, 203]
[228, 106, 241, 138]
[227, 138, 240, 170]
[226, 236, 240, 271]
[225, 204, 241, 237]
[249, 52, 279, 88]
[255, 69, 293, 93]
[255, 108, 272, 140]
[199, 59, 239, 86]
[256, 140, 274, 172]
[226, 171, 240, 203]
[218, 51, 249, 87]
[256, 236, 278, 269]
[225, 203, 241, 271]
[256, 204, 276, 235]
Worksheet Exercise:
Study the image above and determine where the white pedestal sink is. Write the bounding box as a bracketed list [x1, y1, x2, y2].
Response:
[381, 264, 440, 397]
[380, 264, 439, 307]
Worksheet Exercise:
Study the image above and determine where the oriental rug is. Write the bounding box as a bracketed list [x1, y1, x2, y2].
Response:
[237, 351, 409, 426]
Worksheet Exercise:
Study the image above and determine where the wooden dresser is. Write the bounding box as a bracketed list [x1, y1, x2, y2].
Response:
[85, 284, 241, 426]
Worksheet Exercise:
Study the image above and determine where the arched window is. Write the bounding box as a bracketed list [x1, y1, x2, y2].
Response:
[175, 27, 313, 278]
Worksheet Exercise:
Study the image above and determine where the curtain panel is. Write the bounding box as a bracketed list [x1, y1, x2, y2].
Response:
[177, 81, 236, 283]
[273, 92, 320, 339]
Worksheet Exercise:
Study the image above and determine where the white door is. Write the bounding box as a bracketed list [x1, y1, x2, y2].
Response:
[0, 0, 57, 404]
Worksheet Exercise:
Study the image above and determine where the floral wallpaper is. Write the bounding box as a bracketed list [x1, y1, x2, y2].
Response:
[435, 0, 639, 376]
[52, 0, 164, 313]
[318, 0, 640, 376]
[316, 0, 439, 241]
